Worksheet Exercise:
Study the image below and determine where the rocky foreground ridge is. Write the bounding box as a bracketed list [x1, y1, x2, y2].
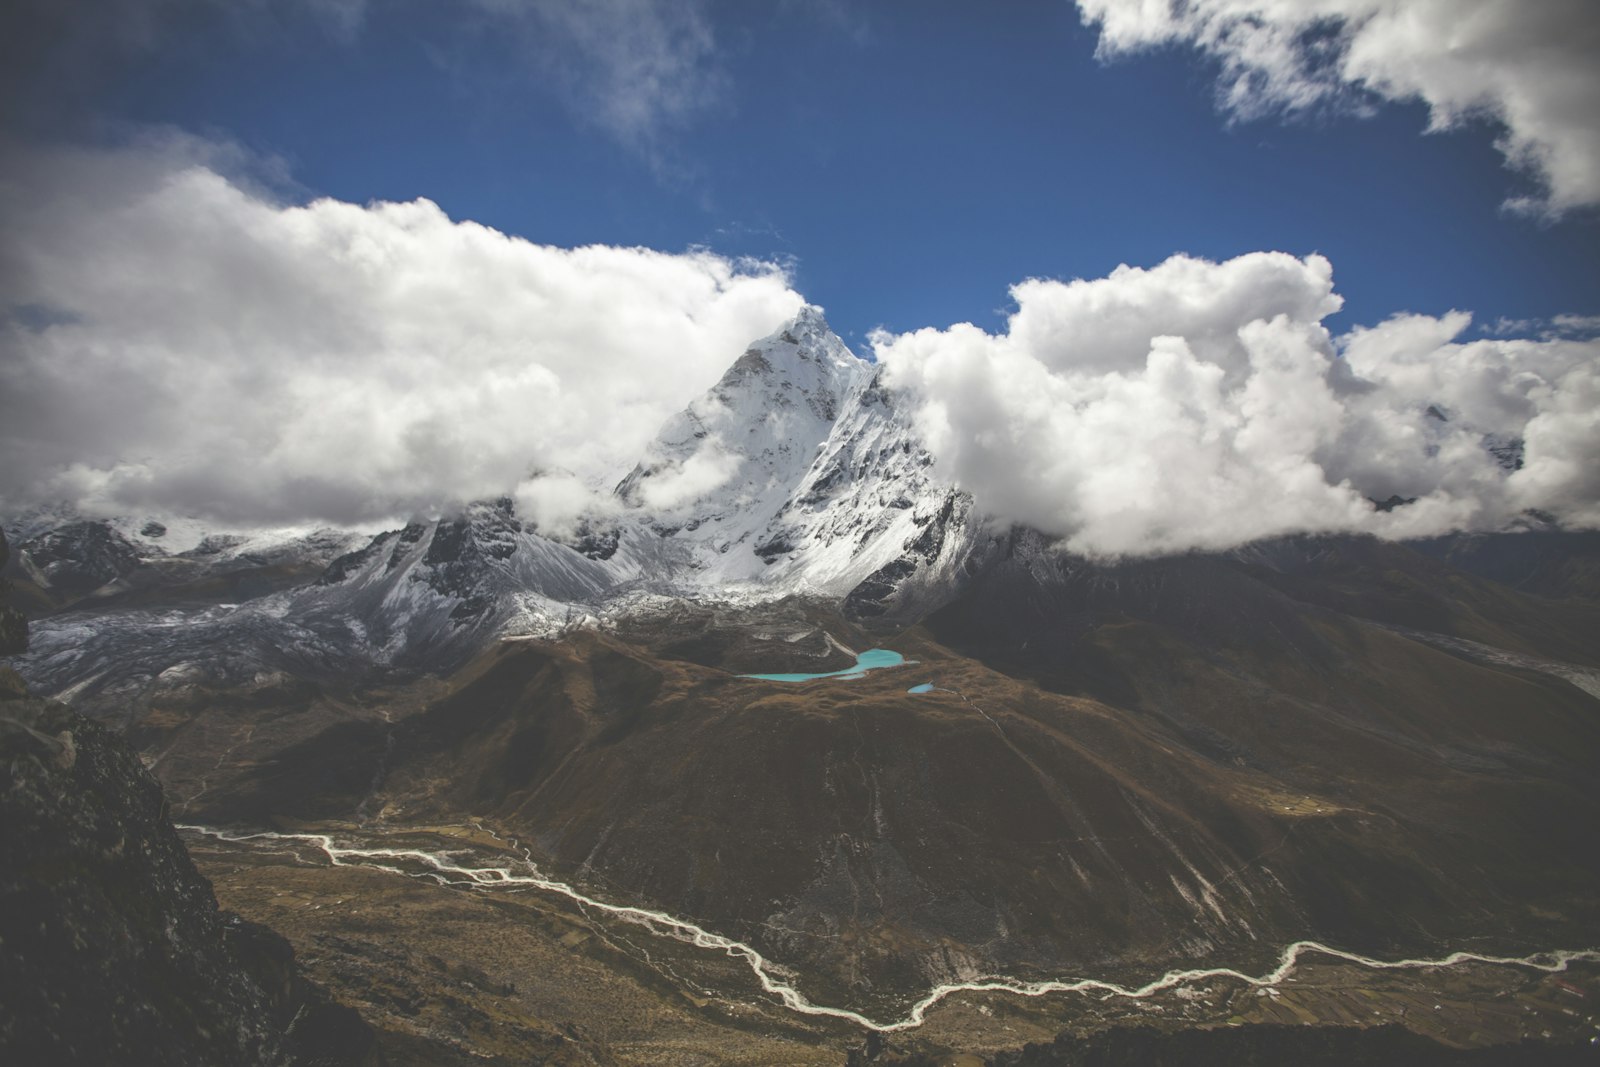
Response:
[0, 669, 384, 1066]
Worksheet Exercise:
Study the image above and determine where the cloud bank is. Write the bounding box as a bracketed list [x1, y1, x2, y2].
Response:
[4, 141, 1595, 559]
[0, 137, 802, 530]
[875, 252, 1600, 558]
[1077, 0, 1600, 217]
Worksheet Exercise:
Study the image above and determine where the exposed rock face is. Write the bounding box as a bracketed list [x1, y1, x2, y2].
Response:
[17, 519, 142, 596]
[0, 529, 26, 654]
[0, 682, 383, 1066]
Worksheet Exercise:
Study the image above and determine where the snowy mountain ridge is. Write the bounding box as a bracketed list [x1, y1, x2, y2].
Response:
[5, 307, 983, 689]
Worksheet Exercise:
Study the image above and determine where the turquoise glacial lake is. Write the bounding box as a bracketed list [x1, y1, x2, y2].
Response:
[742, 648, 908, 682]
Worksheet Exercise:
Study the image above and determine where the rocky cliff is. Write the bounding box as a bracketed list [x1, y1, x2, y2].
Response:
[0, 530, 27, 655]
[0, 673, 383, 1066]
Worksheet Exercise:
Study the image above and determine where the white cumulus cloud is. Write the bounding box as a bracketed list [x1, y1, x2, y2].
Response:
[630, 436, 743, 513]
[875, 251, 1600, 557]
[0, 136, 802, 530]
[1077, 0, 1600, 217]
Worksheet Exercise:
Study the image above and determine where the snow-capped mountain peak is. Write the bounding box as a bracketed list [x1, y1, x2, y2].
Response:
[615, 306, 872, 529]
[608, 305, 974, 596]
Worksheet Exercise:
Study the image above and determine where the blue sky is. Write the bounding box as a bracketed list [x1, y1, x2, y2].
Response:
[11, 1, 1596, 348]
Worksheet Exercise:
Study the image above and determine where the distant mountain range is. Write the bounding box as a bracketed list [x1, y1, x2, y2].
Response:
[8, 307, 1599, 710]
[4, 308, 980, 693]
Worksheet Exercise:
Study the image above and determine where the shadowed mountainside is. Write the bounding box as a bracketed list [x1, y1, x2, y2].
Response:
[980, 1023, 1596, 1067]
[160, 534, 1600, 1020]
[0, 530, 28, 655]
[0, 672, 384, 1066]
[7, 530, 1599, 1060]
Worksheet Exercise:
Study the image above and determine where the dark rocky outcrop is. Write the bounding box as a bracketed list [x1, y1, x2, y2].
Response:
[0, 529, 27, 654]
[17, 520, 142, 597]
[0, 680, 383, 1066]
[844, 491, 973, 622]
[569, 522, 620, 561]
[422, 510, 517, 598]
[317, 531, 394, 586]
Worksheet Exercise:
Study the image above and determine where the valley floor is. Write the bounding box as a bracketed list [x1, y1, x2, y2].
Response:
[188, 822, 1600, 1066]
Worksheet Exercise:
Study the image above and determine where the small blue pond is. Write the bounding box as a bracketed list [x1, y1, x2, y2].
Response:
[742, 648, 908, 682]
[907, 683, 936, 694]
